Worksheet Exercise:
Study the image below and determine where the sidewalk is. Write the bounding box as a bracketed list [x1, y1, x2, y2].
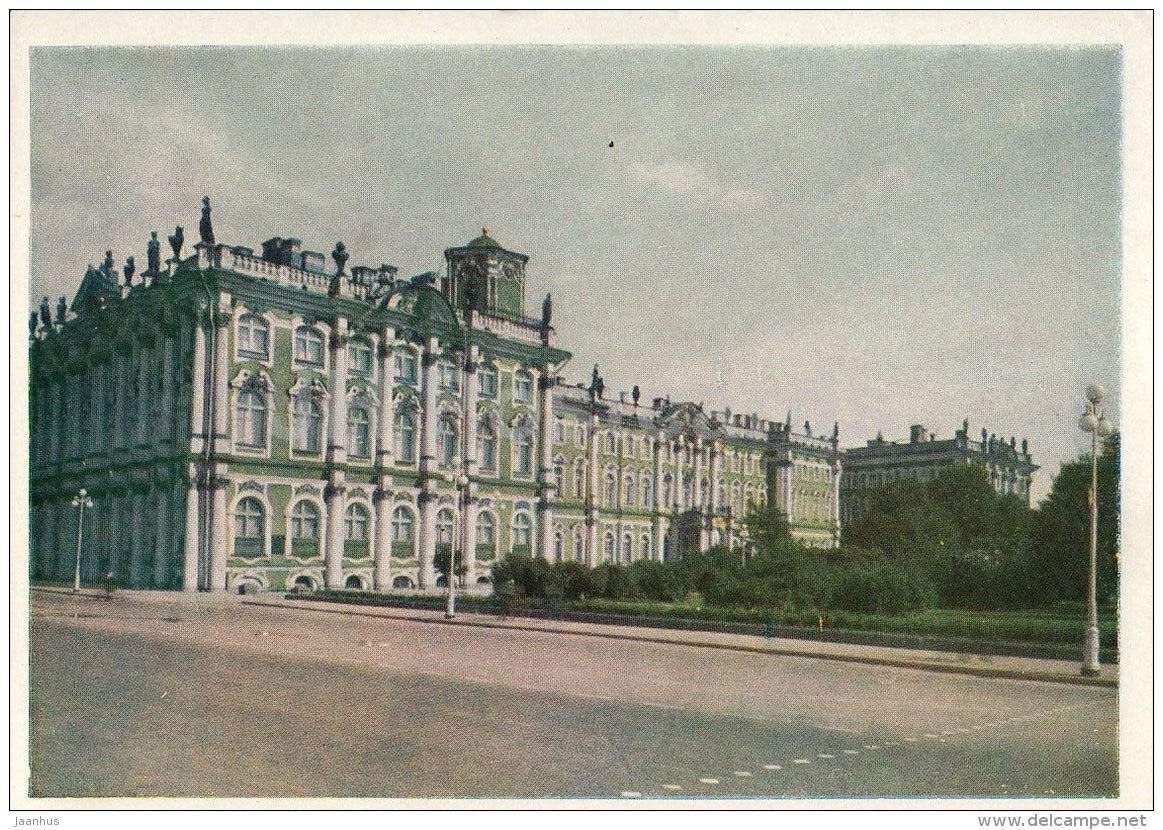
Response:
[238, 593, 1118, 688]
[30, 586, 1116, 688]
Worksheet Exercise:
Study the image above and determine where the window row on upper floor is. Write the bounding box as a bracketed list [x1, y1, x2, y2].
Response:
[550, 418, 764, 472]
[236, 316, 534, 403]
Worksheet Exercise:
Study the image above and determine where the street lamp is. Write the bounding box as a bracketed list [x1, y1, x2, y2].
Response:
[70, 488, 93, 593]
[1078, 383, 1113, 676]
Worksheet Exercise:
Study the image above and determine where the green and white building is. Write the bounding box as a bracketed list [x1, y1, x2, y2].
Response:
[28, 200, 843, 593]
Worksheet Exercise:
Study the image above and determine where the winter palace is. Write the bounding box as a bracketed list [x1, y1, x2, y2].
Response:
[28, 199, 846, 593]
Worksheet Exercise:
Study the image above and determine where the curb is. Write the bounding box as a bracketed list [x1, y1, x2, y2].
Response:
[241, 597, 1118, 689]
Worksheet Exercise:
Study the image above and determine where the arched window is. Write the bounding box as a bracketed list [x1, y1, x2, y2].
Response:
[513, 371, 533, 404]
[233, 497, 265, 558]
[573, 527, 585, 561]
[732, 482, 742, 514]
[605, 433, 617, 455]
[478, 365, 498, 398]
[745, 484, 755, 510]
[553, 457, 565, 493]
[437, 361, 460, 393]
[513, 424, 533, 477]
[641, 473, 653, 509]
[575, 422, 587, 448]
[573, 461, 586, 499]
[622, 533, 633, 564]
[348, 341, 373, 379]
[394, 410, 417, 464]
[292, 397, 323, 453]
[717, 482, 726, 511]
[641, 534, 651, 560]
[237, 315, 269, 360]
[512, 513, 532, 551]
[291, 501, 319, 539]
[348, 405, 371, 458]
[604, 472, 617, 507]
[293, 326, 325, 367]
[345, 502, 370, 541]
[603, 532, 615, 563]
[436, 508, 455, 545]
[554, 418, 565, 444]
[623, 474, 636, 507]
[438, 415, 459, 467]
[392, 505, 415, 556]
[554, 530, 563, 563]
[235, 390, 267, 448]
[477, 418, 497, 472]
[662, 474, 672, 507]
[392, 574, 414, 589]
[476, 512, 496, 546]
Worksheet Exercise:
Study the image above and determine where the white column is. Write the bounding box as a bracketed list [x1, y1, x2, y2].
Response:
[209, 473, 228, 592]
[325, 317, 349, 589]
[831, 456, 842, 547]
[536, 367, 554, 561]
[210, 303, 231, 451]
[182, 466, 201, 592]
[694, 437, 707, 551]
[189, 314, 207, 454]
[652, 437, 664, 561]
[462, 343, 479, 583]
[159, 335, 174, 445]
[417, 335, 439, 588]
[586, 412, 599, 565]
[374, 330, 395, 591]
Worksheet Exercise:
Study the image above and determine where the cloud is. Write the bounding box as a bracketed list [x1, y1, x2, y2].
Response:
[628, 161, 767, 210]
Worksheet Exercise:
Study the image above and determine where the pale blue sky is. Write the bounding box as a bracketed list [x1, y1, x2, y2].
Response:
[29, 46, 1122, 498]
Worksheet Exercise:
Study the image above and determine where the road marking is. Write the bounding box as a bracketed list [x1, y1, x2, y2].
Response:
[661, 784, 681, 792]
[733, 771, 752, 778]
[699, 778, 720, 785]
[621, 791, 641, 798]
[818, 753, 835, 759]
[793, 759, 811, 765]
[762, 764, 781, 770]
[842, 749, 858, 755]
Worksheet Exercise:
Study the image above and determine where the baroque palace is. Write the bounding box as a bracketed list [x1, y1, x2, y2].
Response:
[28, 199, 843, 593]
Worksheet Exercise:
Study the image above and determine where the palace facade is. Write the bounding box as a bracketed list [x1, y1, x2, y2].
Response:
[28, 200, 842, 593]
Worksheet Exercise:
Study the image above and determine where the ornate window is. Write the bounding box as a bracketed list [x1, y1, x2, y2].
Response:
[438, 361, 460, 393]
[438, 414, 459, 467]
[345, 502, 370, 541]
[624, 474, 636, 508]
[662, 474, 672, 507]
[348, 341, 373, 379]
[235, 390, 267, 449]
[641, 473, 653, 509]
[477, 417, 497, 473]
[622, 533, 633, 564]
[478, 365, 498, 398]
[348, 405, 371, 458]
[513, 371, 533, 404]
[292, 396, 323, 454]
[555, 418, 565, 444]
[293, 326, 325, 367]
[573, 527, 584, 561]
[392, 505, 415, 544]
[603, 532, 615, 562]
[641, 534, 651, 560]
[237, 314, 269, 360]
[477, 511, 496, 546]
[573, 460, 586, 500]
[394, 350, 418, 386]
[576, 422, 587, 448]
[394, 410, 417, 464]
[512, 513, 532, 550]
[233, 497, 265, 539]
[604, 471, 617, 507]
[436, 508, 455, 545]
[291, 500, 319, 540]
[732, 481, 743, 514]
[553, 456, 565, 493]
[605, 433, 617, 455]
[512, 421, 534, 478]
[554, 530, 564, 562]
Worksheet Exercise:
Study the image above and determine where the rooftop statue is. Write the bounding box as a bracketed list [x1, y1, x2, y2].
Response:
[541, 292, 552, 328]
[101, 250, 114, 278]
[123, 255, 135, 286]
[39, 297, 51, 332]
[55, 296, 67, 326]
[28, 312, 37, 339]
[199, 196, 215, 245]
[632, 385, 640, 408]
[332, 241, 349, 276]
[168, 226, 184, 261]
[147, 231, 161, 275]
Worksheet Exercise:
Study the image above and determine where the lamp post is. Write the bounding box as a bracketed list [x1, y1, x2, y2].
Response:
[70, 488, 93, 593]
[1078, 383, 1113, 676]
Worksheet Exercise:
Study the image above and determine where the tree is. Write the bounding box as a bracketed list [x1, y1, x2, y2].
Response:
[434, 547, 468, 585]
[841, 478, 961, 557]
[742, 502, 792, 554]
[1028, 432, 1120, 605]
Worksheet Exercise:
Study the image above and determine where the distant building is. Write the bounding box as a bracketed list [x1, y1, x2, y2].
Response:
[839, 421, 1038, 525]
[28, 200, 843, 593]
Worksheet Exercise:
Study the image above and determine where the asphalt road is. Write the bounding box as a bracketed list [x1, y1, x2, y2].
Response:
[27, 591, 1118, 800]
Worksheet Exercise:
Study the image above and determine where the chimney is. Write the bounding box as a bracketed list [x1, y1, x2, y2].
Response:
[909, 424, 929, 444]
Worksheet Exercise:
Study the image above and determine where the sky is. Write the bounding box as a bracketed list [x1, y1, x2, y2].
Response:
[28, 45, 1123, 500]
